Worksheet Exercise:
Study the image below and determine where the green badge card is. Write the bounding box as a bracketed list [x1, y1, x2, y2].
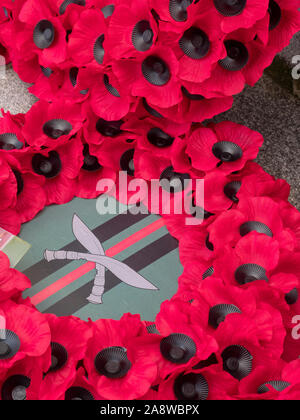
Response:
[16, 196, 182, 322]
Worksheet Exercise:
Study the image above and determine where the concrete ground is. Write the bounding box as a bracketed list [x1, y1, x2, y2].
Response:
[0, 42, 299, 209]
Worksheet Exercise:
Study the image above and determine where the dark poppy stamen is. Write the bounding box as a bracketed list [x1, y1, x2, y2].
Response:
[0, 330, 21, 360]
[203, 266, 214, 280]
[258, 381, 291, 394]
[49, 342, 68, 372]
[33, 20, 55, 49]
[219, 40, 249, 71]
[41, 66, 53, 78]
[222, 345, 253, 380]
[224, 181, 241, 203]
[209, 304, 241, 329]
[65, 387, 95, 401]
[59, 0, 86, 15]
[101, 5, 115, 18]
[268, 0, 281, 31]
[235, 264, 268, 285]
[103, 74, 120, 97]
[147, 324, 160, 335]
[120, 149, 135, 176]
[205, 234, 214, 251]
[173, 373, 209, 400]
[13, 170, 24, 195]
[213, 0, 246, 17]
[1, 375, 31, 401]
[285, 288, 298, 305]
[212, 141, 243, 162]
[190, 197, 215, 220]
[160, 166, 190, 193]
[240, 221, 273, 238]
[142, 98, 164, 118]
[142, 56, 171, 86]
[147, 128, 175, 148]
[0, 133, 23, 150]
[181, 86, 205, 101]
[94, 347, 132, 379]
[32, 151, 62, 179]
[160, 334, 197, 364]
[43, 119, 72, 139]
[179, 27, 210, 59]
[69, 67, 79, 87]
[169, 0, 193, 22]
[96, 118, 123, 137]
[132, 20, 154, 52]
[93, 35, 105, 65]
[82, 144, 102, 172]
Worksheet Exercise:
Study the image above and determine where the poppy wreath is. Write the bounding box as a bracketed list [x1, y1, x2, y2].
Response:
[0, 0, 300, 401]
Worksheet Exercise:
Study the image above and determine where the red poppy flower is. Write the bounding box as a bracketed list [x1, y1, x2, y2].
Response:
[113, 46, 182, 109]
[178, 226, 217, 267]
[0, 156, 17, 209]
[214, 233, 299, 295]
[0, 3, 10, 24]
[105, 0, 158, 60]
[39, 314, 92, 400]
[206, 0, 269, 33]
[190, 161, 288, 215]
[224, 161, 291, 205]
[59, 367, 105, 400]
[0, 159, 20, 234]
[0, 109, 26, 153]
[0, 356, 43, 400]
[156, 364, 238, 400]
[22, 100, 84, 148]
[87, 0, 122, 22]
[68, 9, 108, 66]
[265, 0, 300, 52]
[130, 116, 190, 160]
[76, 140, 116, 199]
[77, 65, 134, 120]
[186, 122, 263, 175]
[175, 260, 216, 302]
[20, 135, 82, 205]
[192, 277, 257, 318]
[14, 0, 67, 66]
[239, 359, 300, 400]
[208, 196, 297, 253]
[84, 313, 158, 400]
[159, 10, 226, 83]
[0, 209, 20, 235]
[213, 315, 283, 381]
[151, 299, 218, 379]
[94, 135, 153, 205]
[198, 27, 276, 97]
[0, 251, 30, 302]
[150, 0, 199, 29]
[81, 102, 135, 147]
[4, 154, 46, 223]
[9, 52, 66, 102]
[152, 93, 234, 124]
[0, 300, 51, 371]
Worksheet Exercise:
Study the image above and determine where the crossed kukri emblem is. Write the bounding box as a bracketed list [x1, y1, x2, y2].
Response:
[44, 215, 158, 304]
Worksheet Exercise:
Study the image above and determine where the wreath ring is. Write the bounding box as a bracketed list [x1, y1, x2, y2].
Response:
[0, 0, 299, 401]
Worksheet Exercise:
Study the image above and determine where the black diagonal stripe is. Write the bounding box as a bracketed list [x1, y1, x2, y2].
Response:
[24, 211, 149, 285]
[44, 234, 179, 317]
